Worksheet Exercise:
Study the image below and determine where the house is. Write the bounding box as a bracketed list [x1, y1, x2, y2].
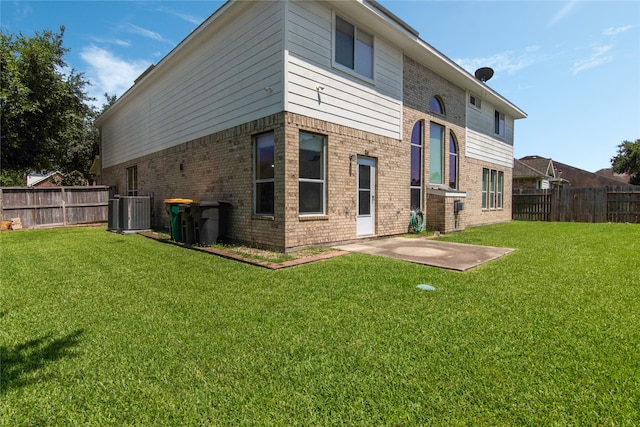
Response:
[514, 155, 628, 189]
[26, 171, 64, 187]
[95, 0, 526, 250]
[513, 157, 567, 190]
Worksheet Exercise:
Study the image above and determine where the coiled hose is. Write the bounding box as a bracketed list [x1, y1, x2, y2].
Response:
[409, 209, 425, 233]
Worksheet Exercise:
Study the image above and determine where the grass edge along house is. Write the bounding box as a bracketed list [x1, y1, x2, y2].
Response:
[95, 0, 527, 250]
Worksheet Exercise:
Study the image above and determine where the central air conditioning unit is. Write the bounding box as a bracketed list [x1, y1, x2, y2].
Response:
[108, 196, 151, 232]
[119, 196, 151, 231]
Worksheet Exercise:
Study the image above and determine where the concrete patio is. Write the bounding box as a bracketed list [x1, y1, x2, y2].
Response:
[334, 237, 515, 271]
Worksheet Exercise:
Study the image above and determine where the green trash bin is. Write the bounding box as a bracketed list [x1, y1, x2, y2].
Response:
[163, 198, 194, 242]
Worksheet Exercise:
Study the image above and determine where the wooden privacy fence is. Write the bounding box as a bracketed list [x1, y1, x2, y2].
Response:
[513, 186, 640, 223]
[0, 186, 110, 229]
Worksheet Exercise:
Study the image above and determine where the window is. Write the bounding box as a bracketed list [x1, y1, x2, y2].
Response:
[334, 15, 374, 79]
[490, 170, 496, 208]
[299, 132, 327, 215]
[410, 121, 423, 210]
[449, 132, 458, 189]
[254, 132, 275, 215]
[482, 168, 504, 209]
[469, 93, 481, 109]
[494, 110, 505, 137]
[482, 169, 489, 209]
[430, 96, 445, 115]
[429, 122, 444, 184]
[126, 166, 137, 196]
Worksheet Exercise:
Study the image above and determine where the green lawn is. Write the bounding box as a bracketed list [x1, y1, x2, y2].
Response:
[1, 222, 639, 426]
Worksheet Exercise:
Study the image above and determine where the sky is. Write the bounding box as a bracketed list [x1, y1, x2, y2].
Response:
[2, 0, 639, 173]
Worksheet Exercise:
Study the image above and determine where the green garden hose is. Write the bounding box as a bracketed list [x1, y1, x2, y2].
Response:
[409, 209, 425, 233]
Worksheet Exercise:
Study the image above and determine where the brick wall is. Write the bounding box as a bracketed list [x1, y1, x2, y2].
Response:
[102, 111, 416, 250]
[403, 54, 513, 229]
[102, 112, 288, 249]
[282, 112, 410, 248]
[460, 158, 513, 226]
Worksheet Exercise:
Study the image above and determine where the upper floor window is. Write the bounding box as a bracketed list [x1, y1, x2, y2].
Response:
[494, 110, 505, 137]
[334, 15, 374, 79]
[469, 93, 481, 109]
[299, 132, 327, 215]
[254, 132, 275, 216]
[449, 132, 458, 190]
[126, 166, 137, 196]
[410, 121, 423, 210]
[429, 122, 444, 184]
[430, 96, 445, 115]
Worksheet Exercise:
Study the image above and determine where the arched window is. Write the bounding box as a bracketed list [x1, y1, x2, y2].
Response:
[410, 121, 423, 210]
[429, 122, 444, 184]
[449, 132, 459, 189]
[430, 96, 445, 115]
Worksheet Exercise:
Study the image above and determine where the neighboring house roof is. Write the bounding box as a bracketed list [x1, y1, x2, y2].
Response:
[594, 168, 630, 184]
[514, 156, 567, 186]
[26, 171, 64, 187]
[518, 156, 557, 178]
[96, 0, 526, 127]
[513, 158, 551, 179]
[552, 160, 630, 188]
[516, 156, 630, 188]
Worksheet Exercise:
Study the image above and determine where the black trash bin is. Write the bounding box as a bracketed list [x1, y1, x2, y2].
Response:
[192, 201, 231, 246]
[179, 203, 196, 244]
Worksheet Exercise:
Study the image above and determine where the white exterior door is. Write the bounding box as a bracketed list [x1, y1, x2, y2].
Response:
[356, 157, 376, 236]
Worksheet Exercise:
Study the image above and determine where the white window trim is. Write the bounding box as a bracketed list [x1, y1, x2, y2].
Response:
[332, 12, 376, 85]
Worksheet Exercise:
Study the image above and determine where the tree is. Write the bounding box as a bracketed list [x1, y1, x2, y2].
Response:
[611, 139, 640, 185]
[0, 27, 96, 186]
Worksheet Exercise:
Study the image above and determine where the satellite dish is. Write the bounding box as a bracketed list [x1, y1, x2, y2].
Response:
[474, 67, 494, 83]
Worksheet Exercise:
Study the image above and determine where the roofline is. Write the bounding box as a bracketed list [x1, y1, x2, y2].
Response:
[352, 0, 526, 119]
[96, 0, 235, 125]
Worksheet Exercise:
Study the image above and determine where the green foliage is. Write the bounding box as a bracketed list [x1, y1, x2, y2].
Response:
[1, 223, 639, 425]
[611, 139, 640, 184]
[0, 27, 98, 182]
[0, 169, 25, 186]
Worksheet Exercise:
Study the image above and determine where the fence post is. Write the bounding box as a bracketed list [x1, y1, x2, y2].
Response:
[61, 187, 67, 226]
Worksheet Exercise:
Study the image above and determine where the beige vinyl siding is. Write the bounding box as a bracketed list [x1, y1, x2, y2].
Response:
[466, 129, 514, 168]
[284, 0, 402, 140]
[102, 1, 284, 168]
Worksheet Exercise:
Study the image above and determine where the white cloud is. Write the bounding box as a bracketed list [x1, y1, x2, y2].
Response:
[571, 44, 613, 75]
[455, 47, 540, 76]
[80, 45, 151, 104]
[91, 37, 131, 48]
[128, 24, 172, 44]
[155, 7, 204, 26]
[547, 1, 578, 28]
[602, 25, 634, 36]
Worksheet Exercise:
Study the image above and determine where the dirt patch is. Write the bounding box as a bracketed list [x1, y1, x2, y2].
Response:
[137, 231, 349, 269]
